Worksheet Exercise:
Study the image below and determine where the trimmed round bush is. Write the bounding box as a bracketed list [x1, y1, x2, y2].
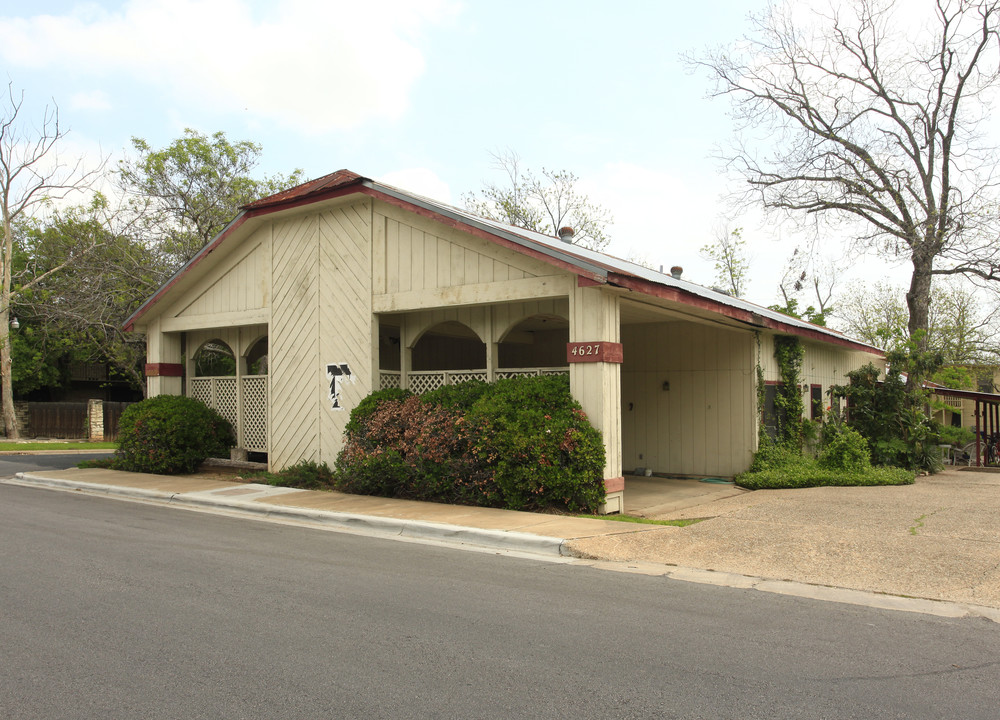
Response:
[114, 395, 235, 474]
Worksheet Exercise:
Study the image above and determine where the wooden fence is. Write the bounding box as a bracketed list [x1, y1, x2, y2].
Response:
[22, 401, 132, 440]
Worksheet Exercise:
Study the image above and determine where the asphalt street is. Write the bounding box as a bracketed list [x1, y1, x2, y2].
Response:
[2, 483, 998, 720]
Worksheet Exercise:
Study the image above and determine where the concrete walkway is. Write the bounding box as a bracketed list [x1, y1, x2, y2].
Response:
[9, 465, 1000, 621]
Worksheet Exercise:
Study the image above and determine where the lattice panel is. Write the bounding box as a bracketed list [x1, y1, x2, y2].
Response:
[449, 372, 487, 384]
[242, 376, 268, 452]
[190, 379, 212, 405]
[542, 369, 570, 376]
[215, 378, 239, 429]
[497, 370, 536, 379]
[409, 373, 444, 395]
[380, 372, 401, 390]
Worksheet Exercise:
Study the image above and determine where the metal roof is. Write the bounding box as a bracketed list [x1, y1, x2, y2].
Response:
[124, 170, 883, 354]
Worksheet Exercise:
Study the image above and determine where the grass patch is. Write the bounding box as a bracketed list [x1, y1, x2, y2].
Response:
[576, 513, 706, 527]
[0, 441, 117, 452]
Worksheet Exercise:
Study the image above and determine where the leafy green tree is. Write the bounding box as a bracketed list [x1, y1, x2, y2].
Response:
[16, 201, 161, 394]
[835, 279, 1000, 363]
[462, 149, 612, 251]
[700, 226, 748, 296]
[118, 129, 303, 264]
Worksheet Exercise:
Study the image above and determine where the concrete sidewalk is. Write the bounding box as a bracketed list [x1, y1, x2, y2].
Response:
[9, 465, 1000, 621]
[10, 467, 655, 557]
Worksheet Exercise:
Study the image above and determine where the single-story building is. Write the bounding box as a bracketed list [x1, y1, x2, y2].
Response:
[125, 170, 883, 512]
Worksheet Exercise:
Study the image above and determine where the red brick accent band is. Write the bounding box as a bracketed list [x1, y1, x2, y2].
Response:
[604, 476, 625, 493]
[145, 363, 184, 377]
[566, 341, 624, 364]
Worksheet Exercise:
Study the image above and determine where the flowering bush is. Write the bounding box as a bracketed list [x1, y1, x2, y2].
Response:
[114, 395, 235, 474]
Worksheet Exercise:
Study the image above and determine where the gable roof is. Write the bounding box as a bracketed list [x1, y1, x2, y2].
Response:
[123, 170, 882, 354]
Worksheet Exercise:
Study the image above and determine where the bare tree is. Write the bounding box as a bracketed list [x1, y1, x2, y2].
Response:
[463, 149, 613, 251]
[695, 0, 1000, 357]
[0, 85, 104, 437]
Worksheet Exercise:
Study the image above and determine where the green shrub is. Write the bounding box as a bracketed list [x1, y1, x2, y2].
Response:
[114, 395, 235, 474]
[736, 462, 914, 490]
[466, 375, 605, 513]
[264, 460, 335, 490]
[818, 426, 871, 472]
[420, 379, 490, 410]
[936, 424, 974, 448]
[333, 375, 605, 513]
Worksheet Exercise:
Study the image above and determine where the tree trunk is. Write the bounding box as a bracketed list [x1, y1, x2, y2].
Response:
[906, 252, 934, 348]
[0, 212, 16, 439]
[0, 312, 16, 439]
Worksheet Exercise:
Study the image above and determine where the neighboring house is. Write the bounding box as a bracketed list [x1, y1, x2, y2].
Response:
[124, 170, 882, 512]
[929, 365, 1000, 432]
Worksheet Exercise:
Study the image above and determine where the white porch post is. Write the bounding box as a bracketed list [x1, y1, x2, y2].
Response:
[400, 316, 412, 391]
[144, 317, 183, 398]
[568, 283, 623, 514]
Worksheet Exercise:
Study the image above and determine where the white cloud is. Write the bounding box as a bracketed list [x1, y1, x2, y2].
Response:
[377, 167, 451, 204]
[69, 90, 111, 112]
[0, 0, 458, 133]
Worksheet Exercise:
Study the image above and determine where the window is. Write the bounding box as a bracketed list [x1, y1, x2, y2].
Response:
[811, 385, 823, 421]
[762, 382, 784, 441]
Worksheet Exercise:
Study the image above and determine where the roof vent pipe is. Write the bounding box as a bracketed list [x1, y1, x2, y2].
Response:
[670, 265, 683, 279]
[557, 226, 575, 243]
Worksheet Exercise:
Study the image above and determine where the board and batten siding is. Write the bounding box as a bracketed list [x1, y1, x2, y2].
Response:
[621, 321, 755, 478]
[758, 334, 879, 417]
[269, 199, 373, 470]
[171, 233, 270, 319]
[372, 201, 559, 297]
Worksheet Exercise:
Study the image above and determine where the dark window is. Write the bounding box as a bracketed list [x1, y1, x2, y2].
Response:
[762, 383, 784, 441]
[810, 385, 823, 421]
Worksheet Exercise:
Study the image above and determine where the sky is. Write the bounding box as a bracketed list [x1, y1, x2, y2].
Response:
[0, 0, 927, 311]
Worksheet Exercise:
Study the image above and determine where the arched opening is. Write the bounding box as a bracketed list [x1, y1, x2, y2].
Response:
[194, 340, 236, 377]
[246, 337, 268, 375]
[498, 313, 569, 372]
[412, 321, 486, 371]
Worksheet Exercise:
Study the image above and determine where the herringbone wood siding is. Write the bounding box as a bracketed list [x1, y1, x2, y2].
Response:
[270, 215, 321, 469]
[318, 201, 372, 463]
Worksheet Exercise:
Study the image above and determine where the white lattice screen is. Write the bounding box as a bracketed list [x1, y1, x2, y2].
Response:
[190, 379, 212, 405]
[189, 375, 268, 453]
[390, 368, 567, 394]
[408, 372, 445, 395]
[242, 376, 268, 452]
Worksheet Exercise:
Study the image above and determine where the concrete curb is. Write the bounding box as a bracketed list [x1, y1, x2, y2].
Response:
[10, 473, 568, 557]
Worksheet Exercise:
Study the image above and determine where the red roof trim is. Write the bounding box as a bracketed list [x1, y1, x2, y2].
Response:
[124, 212, 254, 331]
[241, 169, 367, 211]
[608, 273, 882, 354]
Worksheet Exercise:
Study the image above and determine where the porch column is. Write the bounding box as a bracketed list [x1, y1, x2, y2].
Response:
[485, 312, 498, 382]
[568, 284, 623, 514]
[400, 316, 412, 391]
[144, 318, 183, 397]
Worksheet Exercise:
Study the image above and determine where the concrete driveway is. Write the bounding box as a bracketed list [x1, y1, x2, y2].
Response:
[569, 467, 1000, 608]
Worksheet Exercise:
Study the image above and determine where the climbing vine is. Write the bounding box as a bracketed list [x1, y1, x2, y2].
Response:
[755, 332, 766, 444]
[772, 335, 805, 448]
